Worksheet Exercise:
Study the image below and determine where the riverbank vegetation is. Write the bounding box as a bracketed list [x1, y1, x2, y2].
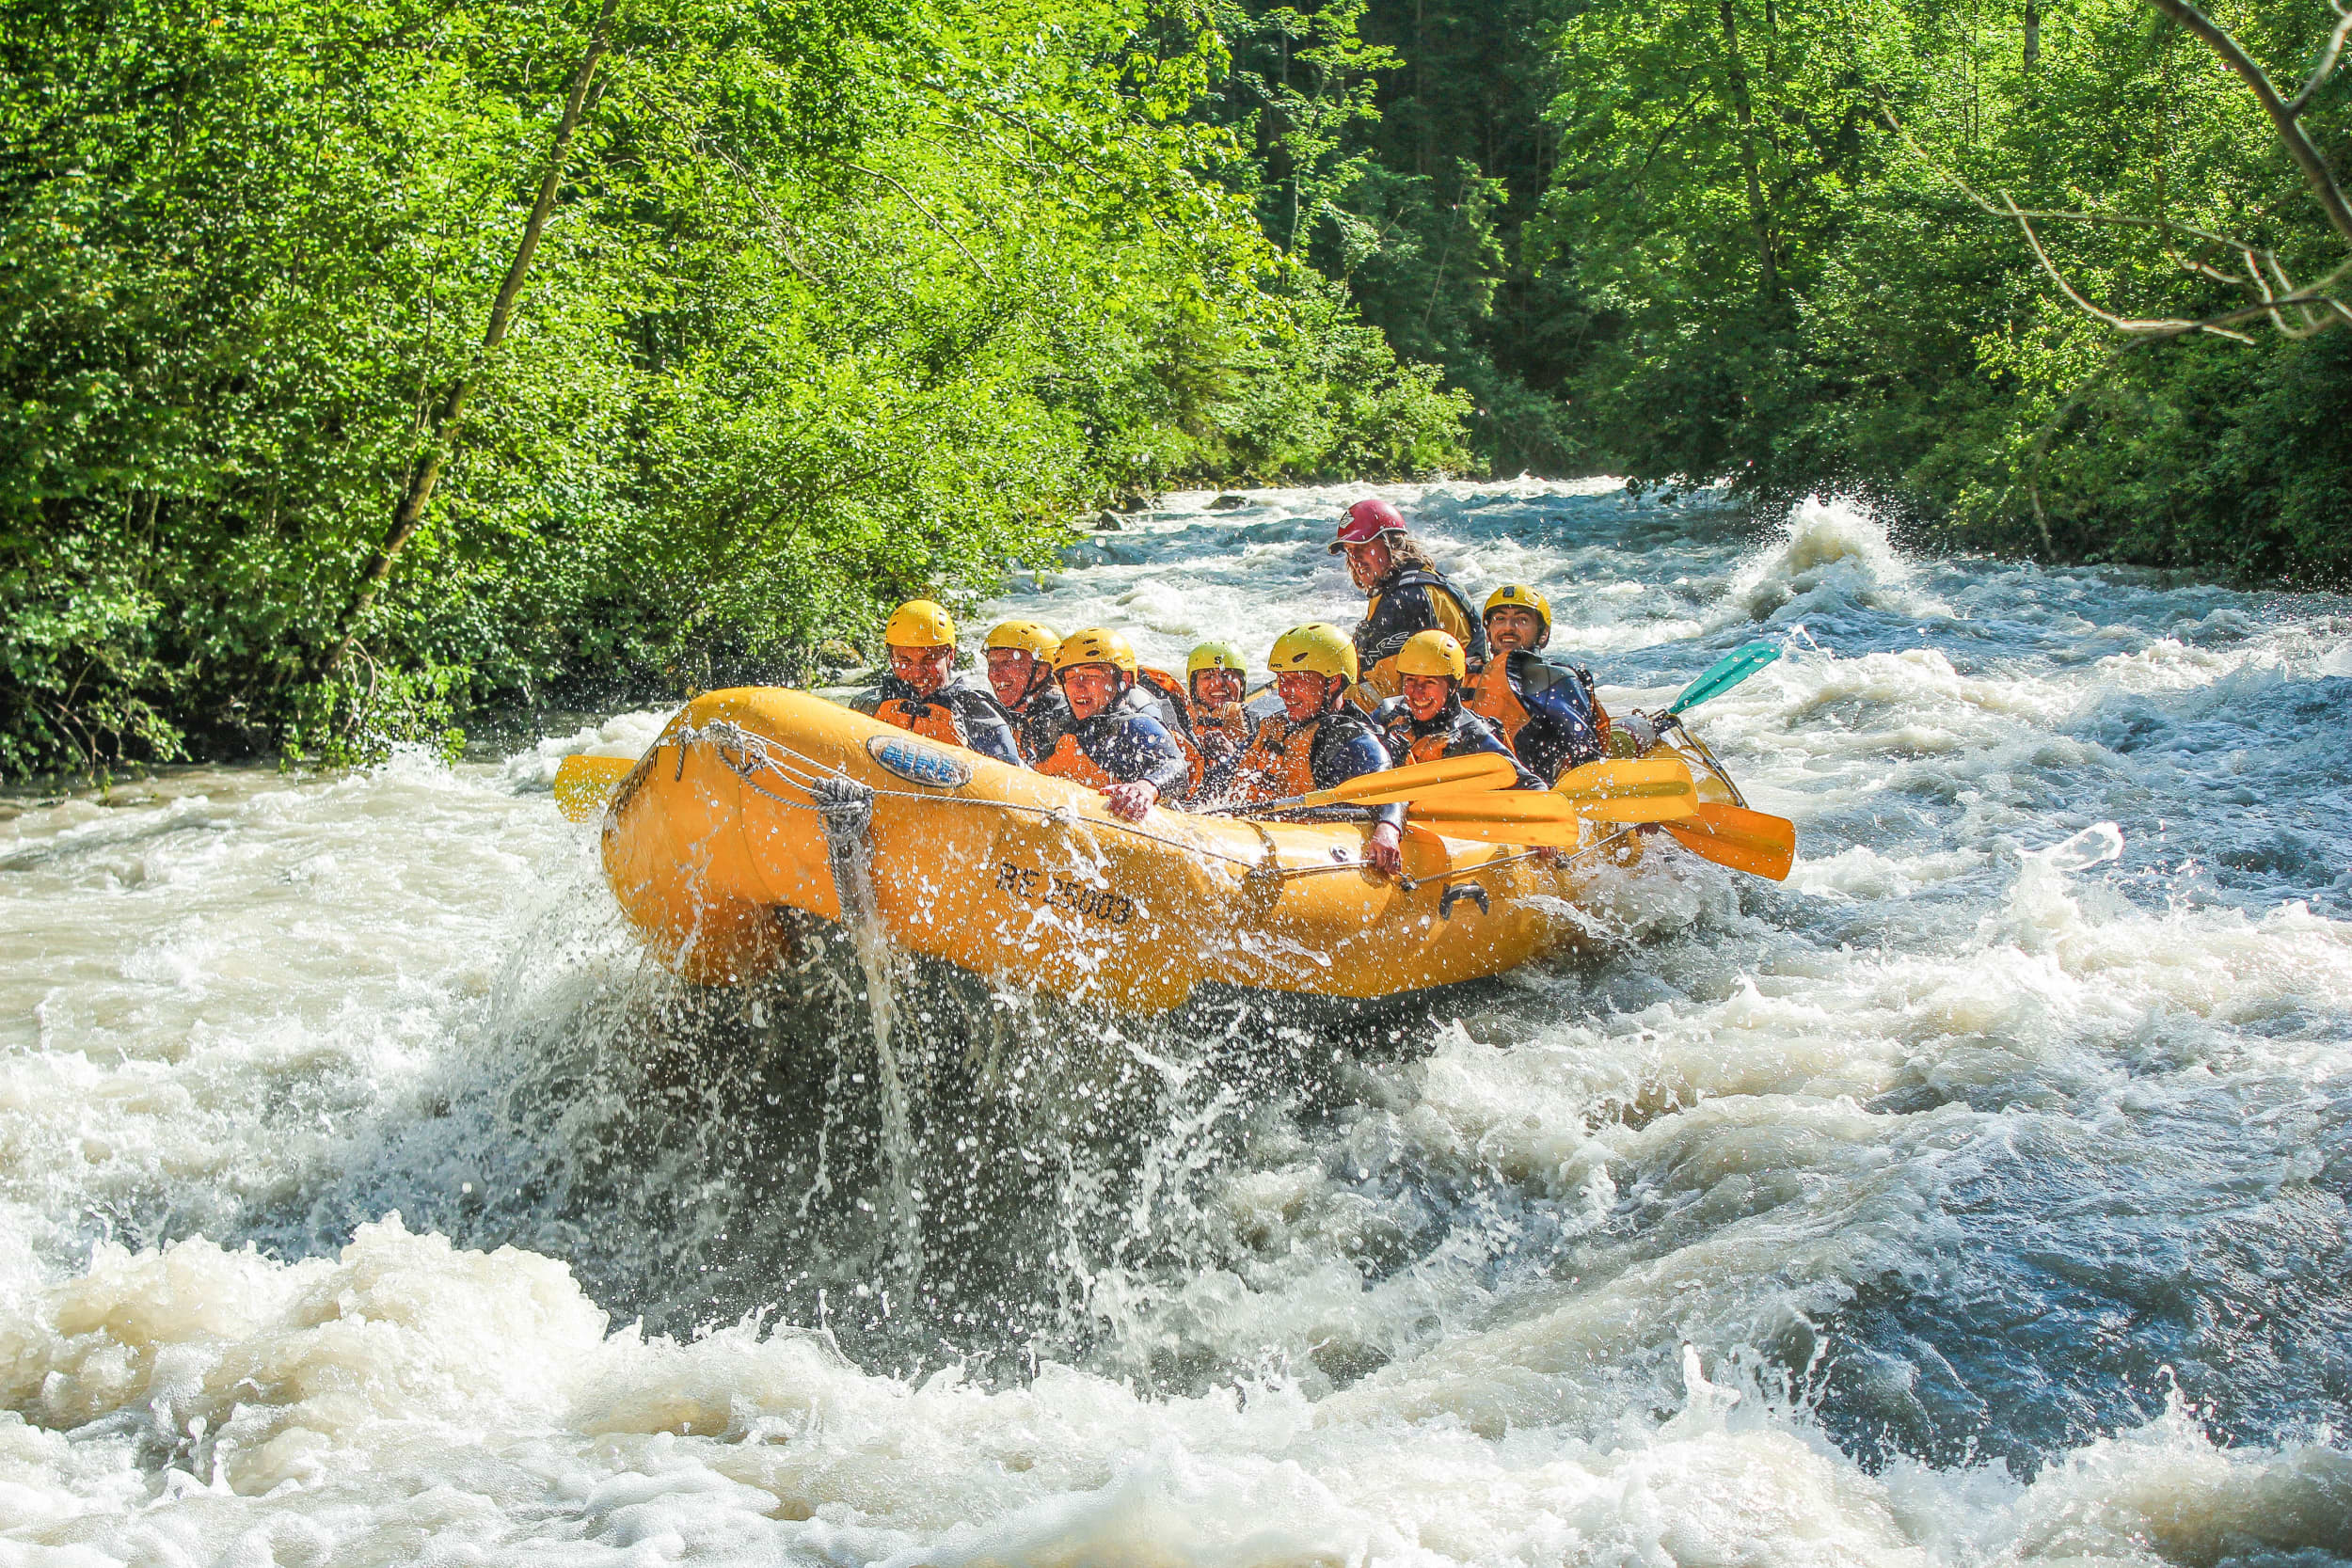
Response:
[0, 0, 1469, 775]
[5, 0, 2346, 776]
[1221, 0, 2349, 578]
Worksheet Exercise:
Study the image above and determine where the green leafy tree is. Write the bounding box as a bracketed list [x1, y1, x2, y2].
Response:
[0, 0, 1466, 777]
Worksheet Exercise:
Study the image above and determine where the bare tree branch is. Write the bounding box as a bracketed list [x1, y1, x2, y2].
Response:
[2142, 0, 2352, 246]
[2285, 1, 2352, 115]
[1999, 193, 2258, 340]
[326, 0, 621, 676]
[832, 161, 996, 282]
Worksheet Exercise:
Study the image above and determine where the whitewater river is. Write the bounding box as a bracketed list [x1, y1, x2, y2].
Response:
[4, 482, 2350, 1565]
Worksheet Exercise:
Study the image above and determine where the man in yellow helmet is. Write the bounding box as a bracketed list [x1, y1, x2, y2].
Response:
[1462, 584, 1610, 784]
[1327, 498, 1486, 703]
[1033, 628, 1191, 821]
[1375, 630, 1540, 785]
[1212, 623, 1404, 875]
[1183, 641, 1255, 773]
[981, 620, 1069, 764]
[850, 599, 1022, 766]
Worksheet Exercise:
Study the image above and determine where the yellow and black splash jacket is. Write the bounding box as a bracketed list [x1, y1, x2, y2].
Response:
[1463, 652, 1610, 784]
[596, 689, 1639, 1011]
[1033, 685, 1191, 796]
[1353, 568, 1488, 701]
[1213, 703, 1406, 831]
[852, 674, 1023, 766]
[1373, 694, 1542, 787]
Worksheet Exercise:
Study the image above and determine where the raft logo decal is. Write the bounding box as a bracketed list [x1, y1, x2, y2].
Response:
[866, 735, 972, 789]
[996, 860, 1136, 926]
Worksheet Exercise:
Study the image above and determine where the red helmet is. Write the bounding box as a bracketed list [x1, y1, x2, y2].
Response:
[1327, 498, 1406, 554]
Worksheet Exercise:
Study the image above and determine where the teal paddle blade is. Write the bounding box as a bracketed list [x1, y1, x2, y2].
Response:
[1665, 641, 1781, 715]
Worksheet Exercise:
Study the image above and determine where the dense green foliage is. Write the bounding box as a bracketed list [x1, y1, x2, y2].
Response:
[1215, 0, 2351, 577]
[8, 0, 2346, 775]
[0, 0, 1469, 775]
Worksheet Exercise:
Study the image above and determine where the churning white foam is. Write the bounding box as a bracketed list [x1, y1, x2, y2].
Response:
[4, 480, 2348, 1564]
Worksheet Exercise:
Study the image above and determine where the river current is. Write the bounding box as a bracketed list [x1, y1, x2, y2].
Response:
[4, 482, 2350, 1565]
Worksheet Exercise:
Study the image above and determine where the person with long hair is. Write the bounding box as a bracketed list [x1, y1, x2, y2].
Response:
[1327, 499, 1487, 704]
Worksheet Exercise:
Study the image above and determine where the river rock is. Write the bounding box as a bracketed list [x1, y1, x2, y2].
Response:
[815, 638, 863, 668]
[1205, 492, 1249, 511]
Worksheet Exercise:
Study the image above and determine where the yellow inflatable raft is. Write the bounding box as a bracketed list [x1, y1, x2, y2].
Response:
[597, 689, 1635, 1013]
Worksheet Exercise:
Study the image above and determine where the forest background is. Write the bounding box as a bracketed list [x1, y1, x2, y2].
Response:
[3, 0, 2346, 775]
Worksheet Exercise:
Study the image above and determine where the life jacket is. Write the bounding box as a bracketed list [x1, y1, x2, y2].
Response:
[876, 693, 967, 748]
[1036, 731, 1116, 788]
[1001, 684, 1072, 766]
[1034, 685, 1190, 796]
[1374, 693, 1534, 784]
[1187, 698, 1253, 768]
[1229, 703, 1388, 805]
[1465, 652, 1608, 784]
[1137, 667, 1207, 797]
[1355, 568, 1488, 700]
[1463, 659, 1533, 748]
[856, 675, 1024, 766]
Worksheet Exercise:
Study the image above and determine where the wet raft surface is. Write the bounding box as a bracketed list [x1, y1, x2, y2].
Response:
[3, 483, 2350, 1565]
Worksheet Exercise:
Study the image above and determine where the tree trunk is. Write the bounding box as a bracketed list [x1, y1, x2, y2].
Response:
[324, 0, 620, 676]
[1717, 0, 1779, 298]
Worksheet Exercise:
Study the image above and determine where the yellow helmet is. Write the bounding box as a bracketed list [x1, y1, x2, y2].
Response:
[1396, 629, 1468, 681]
[1186, 641, 1248, 678]
[985, 620, 1060, 661]
[1484, 584, 1552, 645]
[884, 599, 956, 650]
[1267, 623, 1359, 684]
[1050, 626, 1137, 675]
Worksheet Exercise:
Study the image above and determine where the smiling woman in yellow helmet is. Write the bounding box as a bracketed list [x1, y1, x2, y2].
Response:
[1462, 584, 1611, 784]
[1373, 630, 1540, 785]
[1032, 627, 1191, 821]
[1209, 623, 1406, 875]
[981, 619, 1069, 764]
[850, 599, 1023, 765]
[1183, 641, 1254, 771]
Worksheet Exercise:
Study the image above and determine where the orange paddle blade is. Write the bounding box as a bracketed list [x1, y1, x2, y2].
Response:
[1552, 757, 1698, 823]
[1661, 803, 1796, 880]
[553, 753, 637, 823]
